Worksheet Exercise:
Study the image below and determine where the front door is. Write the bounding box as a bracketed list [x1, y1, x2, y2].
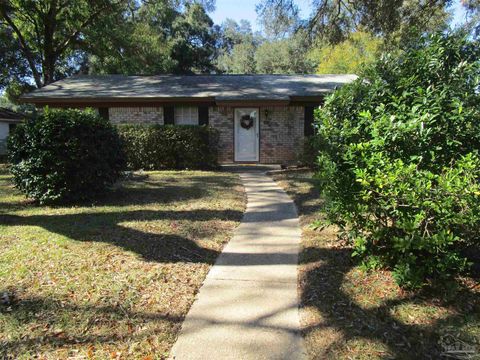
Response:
[234, 108, 259, 162]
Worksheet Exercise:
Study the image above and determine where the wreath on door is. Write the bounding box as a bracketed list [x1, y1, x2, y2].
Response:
[240, 114, 254, 130]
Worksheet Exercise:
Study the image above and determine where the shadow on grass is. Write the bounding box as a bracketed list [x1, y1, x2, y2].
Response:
[273, 170, 480, 359]
[0, 171, 245, 264]
[301, 245, 480, 359]
[0, 209, 244, 264]
[271, 171, 324, 218]
[101, 174, 242, 207]
[0, 171, 241, 211]
[0, 295, 184, 357]
[0, 171, 246, 356]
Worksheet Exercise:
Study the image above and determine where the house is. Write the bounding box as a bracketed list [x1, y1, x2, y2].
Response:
[0, 108, 24, 155]
[21, 74, 356, 164]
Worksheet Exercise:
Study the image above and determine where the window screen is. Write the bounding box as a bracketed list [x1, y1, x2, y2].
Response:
[174, 106, 198, 125]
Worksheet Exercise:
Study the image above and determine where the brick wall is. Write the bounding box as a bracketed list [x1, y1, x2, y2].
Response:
[208, 105, 304, 164]
[259, 106, 304, 164]
[106, 105, 305, 164]
[209, 106, 234, 163]
[109, 107, 164, 124]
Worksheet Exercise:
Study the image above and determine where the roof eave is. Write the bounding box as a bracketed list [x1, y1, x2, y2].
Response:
[21, 95, 327, 107]
[19, 96, 217, 103]
[0, 118, 23, 123]
[214, 99, 291, 106]
[19, 96, 218, 107]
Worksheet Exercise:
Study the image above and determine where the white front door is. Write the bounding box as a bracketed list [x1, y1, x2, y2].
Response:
[234, 108, 259, 162]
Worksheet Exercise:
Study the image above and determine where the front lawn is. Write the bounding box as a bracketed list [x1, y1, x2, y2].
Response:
[272, 170, 480, 359]
[0, 164, 245, 359]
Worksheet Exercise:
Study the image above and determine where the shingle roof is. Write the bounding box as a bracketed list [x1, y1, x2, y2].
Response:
[0, 107, 24, 122]
[21, 74, 357, 103]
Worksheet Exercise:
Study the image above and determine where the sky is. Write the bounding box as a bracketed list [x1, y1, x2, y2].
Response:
[211, 0, 469, 32]
[211, 0, 312, 31]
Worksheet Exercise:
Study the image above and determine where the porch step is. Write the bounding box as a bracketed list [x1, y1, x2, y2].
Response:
[220, 164, 282, 173]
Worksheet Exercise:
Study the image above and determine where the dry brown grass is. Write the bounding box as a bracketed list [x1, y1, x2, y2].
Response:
[0, 166, 245, 359]
[272, 170, 480, 360]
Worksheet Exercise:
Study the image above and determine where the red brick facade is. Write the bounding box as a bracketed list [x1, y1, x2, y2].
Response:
[210, 105, 305, 164]
[108, 105, 306, 165]
[259, 106, 304, 164]
[109, 107, 164, 124]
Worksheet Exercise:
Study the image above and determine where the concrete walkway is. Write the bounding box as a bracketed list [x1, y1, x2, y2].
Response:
[170, 171, 306, 360]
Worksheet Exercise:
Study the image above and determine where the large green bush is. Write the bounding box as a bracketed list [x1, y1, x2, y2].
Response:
[117, 124, 219, 170]
[8, 108, 125, 204]
[315, 33, 480, 288]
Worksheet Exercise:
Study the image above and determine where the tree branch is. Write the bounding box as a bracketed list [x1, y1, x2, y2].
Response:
[17, 9, 42, 50]
[54, 1, 121, 57]
[0, 4, 42, 87]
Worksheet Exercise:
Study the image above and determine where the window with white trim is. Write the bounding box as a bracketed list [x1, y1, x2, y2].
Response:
[174, 106, 198, 125]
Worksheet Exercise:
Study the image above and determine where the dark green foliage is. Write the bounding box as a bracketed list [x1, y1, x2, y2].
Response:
[0, 0, 124, 89]
[315, 33, 480, 288]
[117, 124, 219, 170]
[0, 26, 29, 89]
[8, 108, 124, 204]
[0, 0, 218, 98]
[298, 137, 319, 168]
[89, 2, 218, 76]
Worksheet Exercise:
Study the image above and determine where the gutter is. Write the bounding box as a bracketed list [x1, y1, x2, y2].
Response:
[19, 96, 324, 108]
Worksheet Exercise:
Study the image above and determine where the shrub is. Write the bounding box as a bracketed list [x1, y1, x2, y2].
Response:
[8, 108, 125, 204]
[315, 33, 480, 288]
[297, 136, 319, 168]
[117, 124, 219, 170]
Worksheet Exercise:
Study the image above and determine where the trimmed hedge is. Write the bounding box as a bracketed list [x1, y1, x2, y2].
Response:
[117, 124, 219, 170]
[8, 108, 125, 204]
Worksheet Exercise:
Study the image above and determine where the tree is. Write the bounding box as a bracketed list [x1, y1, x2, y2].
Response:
[309, 31, 382, 74]
[86, 16, 176, 76]
[84, 0, 174, 76]
[256, 0, 453, 46]
[0, 0, 125, 88]
[215, 18, 314, 74]
[255, 0, 300, 39]
[0, 26, 29, 88]
[255, 31, 315, 73]
[460, 0, 480, 36]
[0, 0, 219, 93]
[217, 41, 258, 73]
[217, 18, 254, 52]
[170, 3, 218, 73]
[87, 1, 218, 75]
[216, 19, 259, 73]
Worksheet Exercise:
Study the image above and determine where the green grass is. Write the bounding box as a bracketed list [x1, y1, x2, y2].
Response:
[0, 164, 246, 359]
[272, 170, 480, 360]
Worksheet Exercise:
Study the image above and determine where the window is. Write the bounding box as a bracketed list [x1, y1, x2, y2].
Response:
[174, 106, 198, 125]
[98, 107, 109, 120]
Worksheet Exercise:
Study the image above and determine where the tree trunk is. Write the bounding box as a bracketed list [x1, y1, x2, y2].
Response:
[42, 0, 58, 86]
